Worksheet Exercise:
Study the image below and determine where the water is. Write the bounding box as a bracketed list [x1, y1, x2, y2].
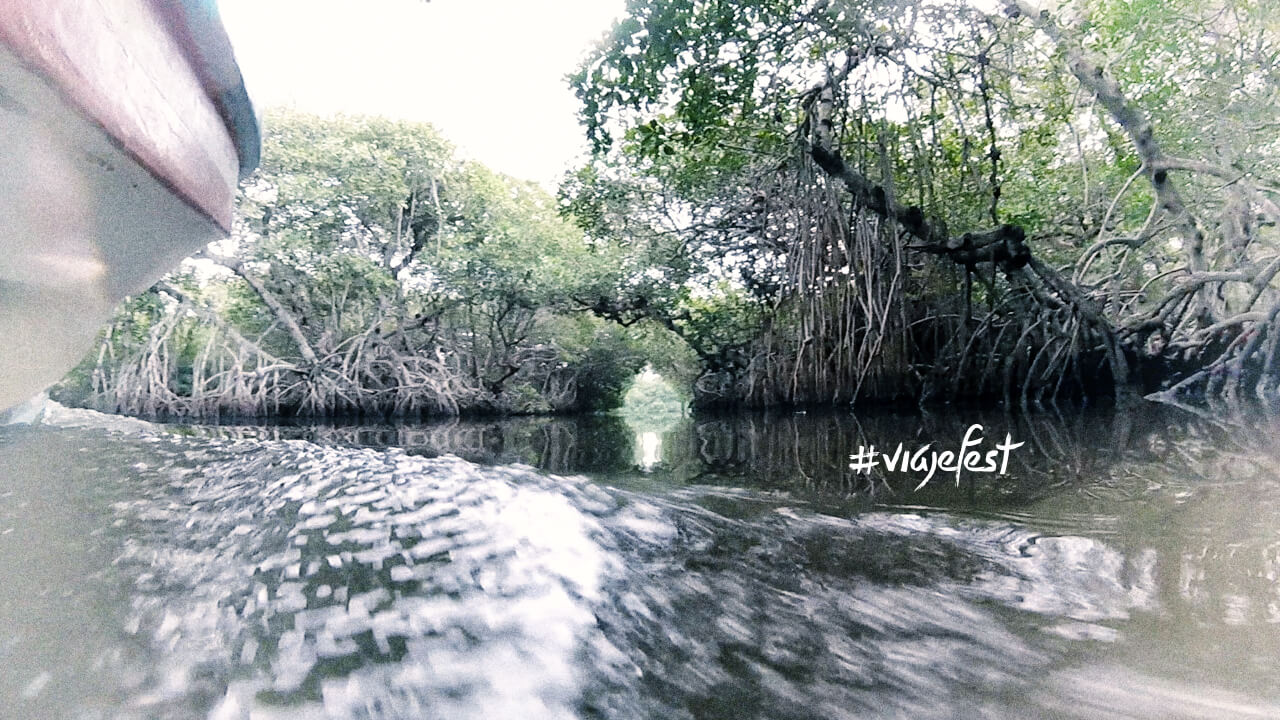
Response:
[2, 403, 1279, 719]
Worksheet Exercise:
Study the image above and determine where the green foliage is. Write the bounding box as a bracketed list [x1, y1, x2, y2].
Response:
[575, 326, 651, 411]
[625, 320, 703, 395]
[620, 369, 687, 431]
[560, 0, 1280, 407]
[674, 283, 767, 358]
[63, 110, 684, 418]
[575, 0, 807, 156]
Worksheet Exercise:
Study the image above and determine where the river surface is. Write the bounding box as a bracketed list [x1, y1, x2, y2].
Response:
[1, 402, 1279, 719]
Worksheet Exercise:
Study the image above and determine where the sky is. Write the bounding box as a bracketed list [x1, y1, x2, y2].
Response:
[217, 0, 626, 188]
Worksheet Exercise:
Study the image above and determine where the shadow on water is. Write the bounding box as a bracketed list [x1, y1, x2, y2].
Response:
[2, 403, 1279, 718]
[193, 404, 1275, 512]
[187, 414, 642, 476]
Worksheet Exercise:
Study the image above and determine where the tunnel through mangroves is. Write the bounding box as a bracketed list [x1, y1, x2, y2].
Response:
[620, 367, 687, 471]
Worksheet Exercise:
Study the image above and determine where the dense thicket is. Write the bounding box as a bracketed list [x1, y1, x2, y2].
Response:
[566, 0, 1280, 409]
[55, 111, 688, 419]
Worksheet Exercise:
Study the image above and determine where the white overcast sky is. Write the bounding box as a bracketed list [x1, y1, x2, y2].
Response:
[218, 0, 625, 187]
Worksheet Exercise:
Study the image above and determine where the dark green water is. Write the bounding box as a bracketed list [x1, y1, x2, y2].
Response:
[1, 402, 1279, 718]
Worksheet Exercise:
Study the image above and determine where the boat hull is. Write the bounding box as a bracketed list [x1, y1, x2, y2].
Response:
[0, 0, 256, 410]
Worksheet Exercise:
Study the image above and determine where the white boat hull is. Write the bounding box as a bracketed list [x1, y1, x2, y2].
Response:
[0, 0, 256, 410]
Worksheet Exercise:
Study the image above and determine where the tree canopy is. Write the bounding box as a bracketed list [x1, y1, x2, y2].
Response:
[59, 110, 659, 418]
[564, 0, 1280, 408]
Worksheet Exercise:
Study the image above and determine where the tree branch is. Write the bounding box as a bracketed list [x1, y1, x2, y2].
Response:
[201, 251, 319, 364]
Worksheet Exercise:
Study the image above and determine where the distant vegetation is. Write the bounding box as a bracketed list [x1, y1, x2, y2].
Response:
[55, 111, 684, 418]
[620, 368, 687, 430]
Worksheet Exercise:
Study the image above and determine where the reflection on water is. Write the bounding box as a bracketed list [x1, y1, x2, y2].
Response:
[636, 431, 661, 471]
[1, 404, 1279, 718]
